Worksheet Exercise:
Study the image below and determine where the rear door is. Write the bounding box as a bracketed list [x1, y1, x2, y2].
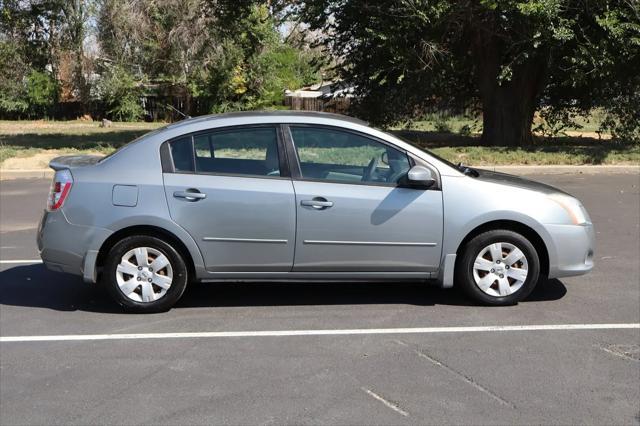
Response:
[286, 125, 443, 272]
[163, 125, 296, 272]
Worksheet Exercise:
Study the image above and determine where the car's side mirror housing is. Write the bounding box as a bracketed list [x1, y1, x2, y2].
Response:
[399, 165, 436, 189]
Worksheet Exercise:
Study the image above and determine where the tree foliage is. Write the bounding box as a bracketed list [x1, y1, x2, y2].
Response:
[0, 0, 96, 116]
[0, 0, 322, 120]
[95, 65, 144, 121]
[97, 1, 321, 117]
[293, 0, 640, 144]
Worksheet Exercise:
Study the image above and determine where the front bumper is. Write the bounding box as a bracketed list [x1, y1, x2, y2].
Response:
[37, 209, 111, 282]
[546, 223, 595, 279]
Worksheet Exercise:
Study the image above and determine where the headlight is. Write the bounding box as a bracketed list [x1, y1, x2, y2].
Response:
[548, 194, 591, 225]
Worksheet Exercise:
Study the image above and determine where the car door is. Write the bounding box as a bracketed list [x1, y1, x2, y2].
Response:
[286, 125, 443, 272]
[162, 125, 296, 272]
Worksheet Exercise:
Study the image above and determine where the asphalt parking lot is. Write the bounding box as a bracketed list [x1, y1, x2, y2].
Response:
[1, 171, 639, 425]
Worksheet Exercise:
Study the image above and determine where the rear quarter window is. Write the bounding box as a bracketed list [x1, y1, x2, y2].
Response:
[168, 137, 195, 172]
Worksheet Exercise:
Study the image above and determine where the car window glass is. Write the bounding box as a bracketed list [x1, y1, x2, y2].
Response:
[290, 127, 410, 184]
[168, 136, 194, 172]
[193, 127, 280, 177]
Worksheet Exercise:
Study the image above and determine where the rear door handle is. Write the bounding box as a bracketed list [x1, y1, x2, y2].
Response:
[301, 197, 333, 210]
[173, 189, 207, 201]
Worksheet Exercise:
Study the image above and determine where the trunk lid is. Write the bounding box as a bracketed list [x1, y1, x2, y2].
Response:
[49, 154, 103, 171]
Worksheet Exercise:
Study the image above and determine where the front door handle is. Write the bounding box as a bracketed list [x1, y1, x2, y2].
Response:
[173, 189, 207, 201]
[301, 197, 334, 210]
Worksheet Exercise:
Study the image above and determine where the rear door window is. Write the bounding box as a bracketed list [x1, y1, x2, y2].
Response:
[167, 127, 281, 177]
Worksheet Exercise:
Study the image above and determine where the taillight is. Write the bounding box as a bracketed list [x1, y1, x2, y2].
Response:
[47, 169, 73, 211]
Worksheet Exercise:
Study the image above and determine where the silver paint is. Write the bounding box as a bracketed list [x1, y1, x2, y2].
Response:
[36, 111, 594, 287]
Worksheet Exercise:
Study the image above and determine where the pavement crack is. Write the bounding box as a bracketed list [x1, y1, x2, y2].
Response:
[396, 340, 515, 409]
[361, 387, 409, 417]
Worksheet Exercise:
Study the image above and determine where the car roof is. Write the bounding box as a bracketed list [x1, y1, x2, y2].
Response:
[163, 110, 368, 131]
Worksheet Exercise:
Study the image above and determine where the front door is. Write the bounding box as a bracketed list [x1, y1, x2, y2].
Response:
[287, 126, 443, 272]
[163, 126, 296, 272]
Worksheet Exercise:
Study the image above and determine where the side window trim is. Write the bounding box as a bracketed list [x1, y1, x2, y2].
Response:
[282, 124, 302, 179]
[283, 123, 412, 188]
[161, 124, 291, 179]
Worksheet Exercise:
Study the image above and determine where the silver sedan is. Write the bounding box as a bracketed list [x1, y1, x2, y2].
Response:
[37, 111, 595, 312]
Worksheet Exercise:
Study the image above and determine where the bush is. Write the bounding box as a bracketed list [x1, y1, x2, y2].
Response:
[97, 66, 144, 121]
[25, 70, 58, 117]
[0, 43, 57, 118]
[0, 42, 29, 116]
[434, 116, 451, 133]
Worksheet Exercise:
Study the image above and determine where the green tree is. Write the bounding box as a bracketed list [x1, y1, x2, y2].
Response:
[0, 41, 30, 115]
[96, 65, 144, 121]
[25, 70, 58, 117]
[0, 0, 95, 114]
[97, 1, 321, 115]
[294, 0, 640, 144]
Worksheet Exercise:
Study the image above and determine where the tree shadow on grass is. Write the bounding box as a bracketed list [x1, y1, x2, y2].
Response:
[0, 130, 151, 150]
[0, 264, 566, 314]
[393, 130, 637, 165]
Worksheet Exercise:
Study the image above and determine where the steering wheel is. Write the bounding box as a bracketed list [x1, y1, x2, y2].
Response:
[363, 155, 381, 182]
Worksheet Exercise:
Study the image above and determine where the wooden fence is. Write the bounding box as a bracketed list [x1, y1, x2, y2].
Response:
[284, 96, 351, 114]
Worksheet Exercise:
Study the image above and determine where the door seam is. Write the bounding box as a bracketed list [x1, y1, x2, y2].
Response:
[290, 179, 298, 273]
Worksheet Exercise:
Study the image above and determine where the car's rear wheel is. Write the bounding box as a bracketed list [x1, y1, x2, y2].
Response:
[103, 235, 188, 313]
[456, 230, 540, 305]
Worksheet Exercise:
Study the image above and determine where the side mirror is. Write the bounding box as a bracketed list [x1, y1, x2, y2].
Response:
[400, 165, 436, 189]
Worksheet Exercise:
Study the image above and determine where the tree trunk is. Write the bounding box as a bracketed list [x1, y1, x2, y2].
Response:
[472, 33, 549, 146]
[479, 76, 538, 146]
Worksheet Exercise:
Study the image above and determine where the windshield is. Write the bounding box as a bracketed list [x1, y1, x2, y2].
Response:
[384, 130, 460, 169]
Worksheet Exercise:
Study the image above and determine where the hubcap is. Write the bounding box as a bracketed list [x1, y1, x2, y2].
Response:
[115, 247, 173, 303]
[472, 242, 528, 297]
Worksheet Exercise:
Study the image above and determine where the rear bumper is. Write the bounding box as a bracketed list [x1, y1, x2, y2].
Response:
[37, 209, 111, 282]
[546, 223, 595, 279]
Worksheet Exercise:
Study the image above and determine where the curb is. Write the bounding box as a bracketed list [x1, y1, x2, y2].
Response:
[0, 165, 638, 181]
[0, 169, 54, 180]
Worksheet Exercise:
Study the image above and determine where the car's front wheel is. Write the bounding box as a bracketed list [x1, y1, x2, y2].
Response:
[103, 235, 188, 313]
[456, 230, 540, 305]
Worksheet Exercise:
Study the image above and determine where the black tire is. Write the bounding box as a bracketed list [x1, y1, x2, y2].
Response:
[455, 230, 540, 306]
[103, 235, 188, 313]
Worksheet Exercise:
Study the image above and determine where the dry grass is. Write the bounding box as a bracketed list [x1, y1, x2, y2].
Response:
[0, 120, 164, 164]
[0, 119, 638, 167]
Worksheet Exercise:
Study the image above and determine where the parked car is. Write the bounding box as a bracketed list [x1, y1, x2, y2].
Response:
[38, 111, 595, 312]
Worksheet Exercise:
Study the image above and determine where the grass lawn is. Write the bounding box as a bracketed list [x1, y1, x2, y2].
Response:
[397, 110, 607, 135]
[394, 130, 639, 165]
[0, 119, 638, 167]
[0, 120, 164, 165]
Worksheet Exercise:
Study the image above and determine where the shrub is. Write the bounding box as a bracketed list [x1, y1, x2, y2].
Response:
[434, 116, 451, 133]
[25, 70, 58, 117]
[97, 66, 144, 121]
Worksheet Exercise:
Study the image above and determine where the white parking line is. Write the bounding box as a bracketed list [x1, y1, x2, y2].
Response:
[361, 387, 409, 417]
[1, 323, 638, 343]
[0, 259, 42, 264]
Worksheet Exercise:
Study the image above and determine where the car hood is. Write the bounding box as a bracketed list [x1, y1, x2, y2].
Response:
[473, 168, 569, 196]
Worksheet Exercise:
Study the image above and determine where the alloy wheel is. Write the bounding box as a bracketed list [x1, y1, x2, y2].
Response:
[115, 246, 173, 302]
[472, 242, 529, 297]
